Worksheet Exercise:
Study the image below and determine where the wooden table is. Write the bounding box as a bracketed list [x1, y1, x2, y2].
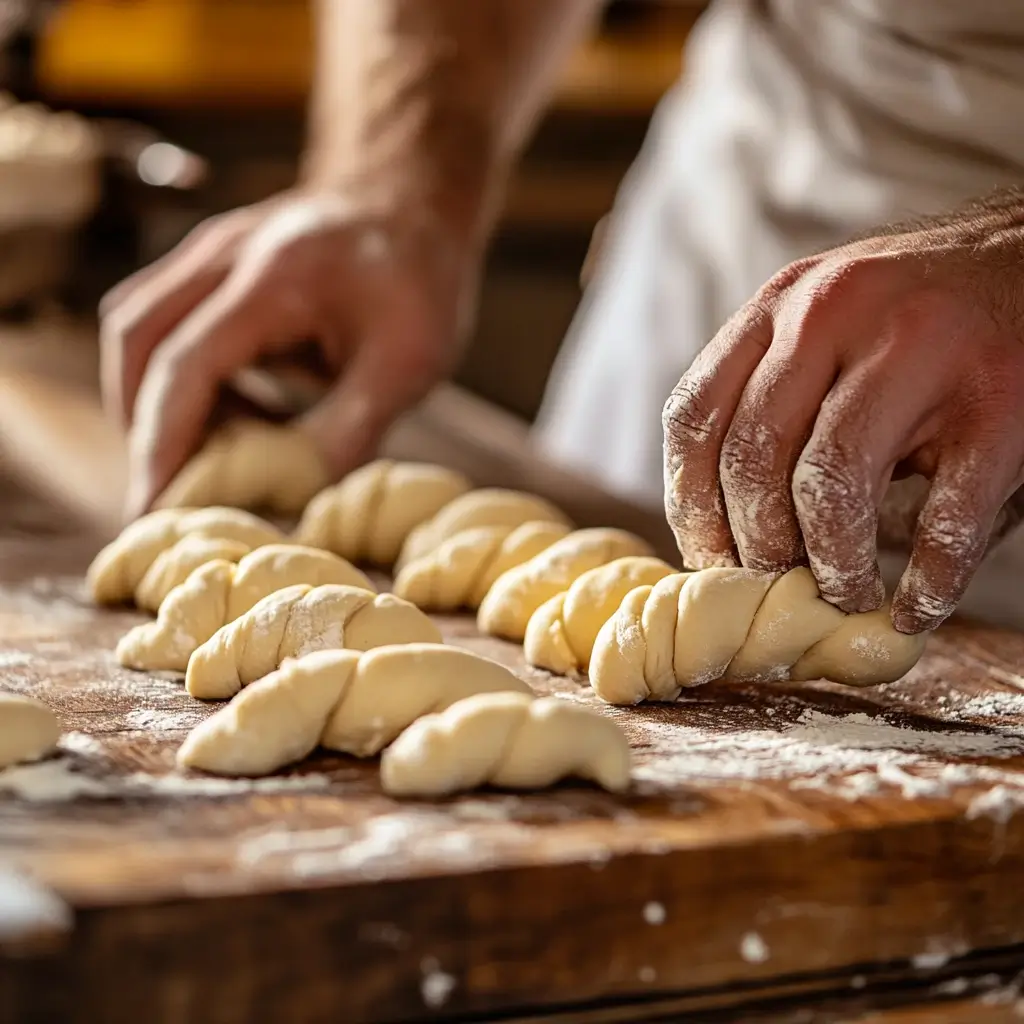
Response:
[3, 530, 1024, 1023]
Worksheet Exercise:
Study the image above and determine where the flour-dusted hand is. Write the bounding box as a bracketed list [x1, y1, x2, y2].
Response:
[663, 191, 1024, 634]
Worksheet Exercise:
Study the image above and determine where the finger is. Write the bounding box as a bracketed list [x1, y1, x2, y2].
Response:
[892, 440, 1024, 633]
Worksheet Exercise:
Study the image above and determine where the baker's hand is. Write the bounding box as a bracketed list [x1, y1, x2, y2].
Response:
[101, 192, 477, 515]
[663, 197, 1024, 634]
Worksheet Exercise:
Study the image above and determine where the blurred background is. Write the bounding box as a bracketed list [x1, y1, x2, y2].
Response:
[0, 0, 701, 533]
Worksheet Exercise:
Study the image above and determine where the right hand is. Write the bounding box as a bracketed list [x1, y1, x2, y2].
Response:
[100, 190, 480, 516]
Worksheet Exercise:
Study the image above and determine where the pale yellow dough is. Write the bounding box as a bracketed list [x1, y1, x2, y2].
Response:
[177, 644, 531, 775]
[524, 556, 676, 675]
[116, 545, 375, 672]
[185, 583, 440, 698]
[392, 520, 573, 611]
[477, 528, 654, 642]
[134, 535, 253, 612]
[87, 506, 284, 606]
[154, 419, 329, 515]
[590, 567, 928, 704]
[293, 459, 472, 566]
[380, 692, 631, 797]
[0, 693, 61, 768]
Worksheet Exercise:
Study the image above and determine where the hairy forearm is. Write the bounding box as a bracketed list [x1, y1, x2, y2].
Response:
[303, 0, 601, 248]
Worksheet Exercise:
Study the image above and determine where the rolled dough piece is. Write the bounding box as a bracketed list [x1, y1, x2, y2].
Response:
[293, 459, 471, 565]
[590, 566, 928, 704]
[380, 692, 631, 797]
[134, 535, 253, 612]
[0, 693, 60, 768]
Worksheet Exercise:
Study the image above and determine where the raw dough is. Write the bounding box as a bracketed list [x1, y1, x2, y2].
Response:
[476, 528, 654, 641]
[154, 419, 329, 515]
[392, 520, 573, 611]
[293, 459, 471, 565]
[116, 545, 376, 672]
[87, 506, 284, 606]
[0, 693, 60, 768]
[177, 644, 532, 775]
[134, 535, 253, 612]
[590, 566, 928, 704]
[185, 584, 441, 698]
[380, 692, 631, 797]
[524, 556, 675, 675]
[395, 489, 571, 570]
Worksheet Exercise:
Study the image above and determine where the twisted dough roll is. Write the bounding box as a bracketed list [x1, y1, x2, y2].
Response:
[116, 545, 375, 672]
[396, 489, 570, 571]
[87, 507, 284, 606]
[185, 583, 440, 698]
[177, 644, 531, 775]
[392, 520, 572, 611]
[524, 556, 675, 675]
[293, 459, 471, 565]
[477, 528, 654, 641]
[134, 535, 252, 612]
[154, 420, 329, 515]
[590, 567, 928, 704]
[381, 692, 631, 796]
[0, 693, 61, 769]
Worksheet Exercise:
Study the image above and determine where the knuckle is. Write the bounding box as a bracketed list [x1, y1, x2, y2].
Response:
[662, 376, 719, 448]
[720, 419, 782, 489]
[792, 444, 867, 519]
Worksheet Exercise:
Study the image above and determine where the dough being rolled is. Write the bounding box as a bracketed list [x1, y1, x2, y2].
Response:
[87, 506, 284, 606]
[477, 528, 654, 642]
[0, 693, 61, 768]
[177, 644, 532, 775]
[134, 535, 252, 612]
[392, 520, 572, 611]
[293, 459, 471, 565]
[185, 584, 440, 698]
[524, 556, 675, 675]
[590, 566, 928, 704]
[396, 489, 570, 571]
[154, 419, 329, 515]
[117, 545, 375, 672]
[381, 692, 631, 796]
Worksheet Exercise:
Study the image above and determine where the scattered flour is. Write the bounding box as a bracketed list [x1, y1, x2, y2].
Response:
[420, 957, 456, 1009]
[740, 931, 769, 964]
[0, 867, 72, 940]
[966, 786, 1024, 824]
[643, 901, 666, 925]
[0, 760, 111, 801]
[123, 708, 205, 730]
[0, 651, 32, 668]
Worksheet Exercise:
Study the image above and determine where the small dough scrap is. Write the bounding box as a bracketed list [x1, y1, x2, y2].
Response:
[178, 644, 531, 775]
[186, 585, 441, 699]
[524, 556, 675, 675]
[0, 693, 61, 768]
[117, 545, 375, 672]
[154, 419, 329, 515]
[294, 459, 471, 565]
[87, 506, 284, 606]
[393, 520, 572, 611]
[396, 489, 570, 571]
[477, 528, 654, 642]
[134, 535, 252, 612]
[380, 692, 631, 797]
[590, 566, 928, 704]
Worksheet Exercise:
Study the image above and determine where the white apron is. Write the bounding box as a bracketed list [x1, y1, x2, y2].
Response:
[534, 0, 1024, 629]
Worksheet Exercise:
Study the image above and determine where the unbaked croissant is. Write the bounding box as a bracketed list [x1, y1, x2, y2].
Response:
[293, 459, 472, 565]
[134, 535, 252, 612]
[476, 528, 654, 641]
[87, 507, 284, 606]
[116, 545, 375, 672]
[524, 556, 675, 675]
[177, 644, 532, 775]
[380, 691, 631, 796]
[392, 520, 573, 611]
[0, 693, 61, 769]
[154, 419, 329, 515]
[590, 566, 928, 704]
[185, 583, 440, 698]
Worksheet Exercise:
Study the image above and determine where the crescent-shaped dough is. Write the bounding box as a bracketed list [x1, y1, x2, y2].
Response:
[87, 507, 285, 606]
[380, 692, 631, 796]
[395, 489, 571, 571]
[476, 528, 654, 642]
[524, 556, 675, 675]
[293, 460, 471, 565]
[154, 419, 329, 515]
[590, 567, 928, 704]
[177, 644, 532, 775]
[0, 693, 61, 769]
[134, 535, 253, 612]
[392, 520, 573, 611]
[116, 545, 376, 672]
[185, 584, 441, 699]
